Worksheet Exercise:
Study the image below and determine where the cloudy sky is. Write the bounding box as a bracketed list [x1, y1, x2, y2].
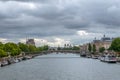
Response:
[0, 0, 120, 46]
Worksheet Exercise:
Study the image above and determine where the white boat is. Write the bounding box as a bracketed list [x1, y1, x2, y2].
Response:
[80, 51, 86, 57]
[100, 54, 117, 63]
[14, 59, 19, 63]
[92, 55, 99, 59]
[116, 57, 120, 62]
[1, 60, 8, 67]
[86, 55, 91, 58]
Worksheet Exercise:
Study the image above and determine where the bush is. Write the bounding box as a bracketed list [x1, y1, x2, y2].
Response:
[0, 49, 8, 58]
[99, 47, 105, 53]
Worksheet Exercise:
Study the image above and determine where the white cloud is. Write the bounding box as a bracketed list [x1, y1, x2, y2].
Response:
[77, 30, 88, 36]
[19, 2, 38, 10]
[34, 38, 71, 47]
[54, 38, 70, 46]
[19, 38, 26, 43]
[0, 38, 7, 43]
[77, 30, 103, 40]
[0, 0, 120, 46]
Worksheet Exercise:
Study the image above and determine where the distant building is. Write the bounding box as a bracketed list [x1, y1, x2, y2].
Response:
[80, 43, 89, 52]
[100, 35, 113, 49]
[92, 35, 114, 52]
[64, 44, 72, 48]
[81, 35, 115, 52]
[26, 39, 35, 46]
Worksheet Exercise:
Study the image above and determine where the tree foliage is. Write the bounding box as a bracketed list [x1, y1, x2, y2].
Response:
[0, 42, 4, 50]
[88, 43, 92, 52]
[3, 42, 21, 56]
[99, 47, 105, 53]
[11, 49, 21, 56]
[18, 43, 29, 52]
[0, 42, 49, 58]
[57, 47, 61, 50]
[28, 45, 37, 52]
[93, 44, 96, 53]
[42, 45, 49, 51]
[72, 46, 80, 50]
[110, 38, 120, 52]
[0, 49, 8, 58]
[36, 45, 49, 51]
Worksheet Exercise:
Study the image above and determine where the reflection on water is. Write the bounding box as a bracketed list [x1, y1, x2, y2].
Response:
[35, 53, 80, 59]
[0, 53, 120, 80]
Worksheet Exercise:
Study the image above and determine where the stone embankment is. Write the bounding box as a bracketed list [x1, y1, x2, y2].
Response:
[0, 54, 38, 67]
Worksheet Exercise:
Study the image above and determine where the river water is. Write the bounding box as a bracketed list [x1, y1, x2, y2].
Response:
[0, 53, 120, 80]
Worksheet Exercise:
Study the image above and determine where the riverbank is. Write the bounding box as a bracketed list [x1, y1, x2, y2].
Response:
[81, 53, 120, 63]
[0, 53, 42, 67]
[1, 52, 120, 67]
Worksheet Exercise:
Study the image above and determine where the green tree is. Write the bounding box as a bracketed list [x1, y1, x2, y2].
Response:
[99, 47, 105, 53]
[11, 49, 21, 56]
[3, 42, 21, 56]
[88, 43, 92, 52]
[0, 49, 8, 58]
[28, 45, 37, 52]
[37, 47, 43, 51]
[110, 38, 120, 52]
[36, 45, 49, 52]
[0, 42, 4, 50]
[3, 43, 14, 52]
[43, 45, 49, 50]
[93, 44, 96, 53]
[72, 46, 80, 50]
[57, 47, 61, 50]
[18, 43, 29, 52]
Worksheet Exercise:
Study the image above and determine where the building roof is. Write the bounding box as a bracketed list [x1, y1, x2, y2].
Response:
[26, 39, 35, 46]
[101, 35, 113, 42]
[93, 35, 113, 43]
[93, 40, 101, 43]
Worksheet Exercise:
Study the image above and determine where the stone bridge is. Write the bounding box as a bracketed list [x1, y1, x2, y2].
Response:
[40, 50, 81, 55]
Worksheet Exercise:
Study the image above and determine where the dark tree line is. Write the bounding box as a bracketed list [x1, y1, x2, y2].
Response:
[88, 43, 97, 53]
[0, 42, 49, 58]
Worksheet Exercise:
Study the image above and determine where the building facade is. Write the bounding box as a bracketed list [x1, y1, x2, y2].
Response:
[92, 35, 113, 52]
[80, 35, 114, 52]
[26, 39, 35, 46]
[80, 43, 89, 52]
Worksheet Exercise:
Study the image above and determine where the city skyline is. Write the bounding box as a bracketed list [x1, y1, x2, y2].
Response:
[0, 0, 120, 46]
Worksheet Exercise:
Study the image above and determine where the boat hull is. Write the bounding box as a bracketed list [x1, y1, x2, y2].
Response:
[100, 56, 117, 63]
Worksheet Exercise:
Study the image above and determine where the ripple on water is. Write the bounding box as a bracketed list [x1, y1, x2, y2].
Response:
[0, 53, 120, 80]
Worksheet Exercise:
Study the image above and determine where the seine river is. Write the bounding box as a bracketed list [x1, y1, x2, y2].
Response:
[0, 53, 120, 80]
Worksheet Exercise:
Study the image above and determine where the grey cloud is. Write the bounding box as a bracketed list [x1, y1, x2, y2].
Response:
[0, 0, 120, 44]
[1, 0, 58, 4]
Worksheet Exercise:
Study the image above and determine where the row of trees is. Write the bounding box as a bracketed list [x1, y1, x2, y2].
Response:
[0, 42, 49, 58]
[88, 43, 105, 53]
[110, 38, 120, 52]
[88, 43, 97, 53]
